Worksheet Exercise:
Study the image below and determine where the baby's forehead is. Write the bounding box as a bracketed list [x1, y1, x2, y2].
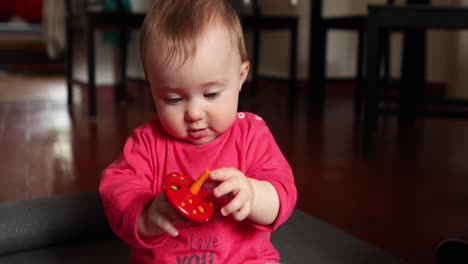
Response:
[146, 25, 240, 70]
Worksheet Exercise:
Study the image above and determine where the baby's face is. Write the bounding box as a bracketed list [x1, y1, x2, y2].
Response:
[146, 25, 249, 144]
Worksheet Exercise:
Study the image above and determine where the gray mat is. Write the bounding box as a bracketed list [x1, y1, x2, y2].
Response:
[272, 210, 406, 264]
[0, 191, 112, 255]
[0, 191, 406, 263]
[0, 237, 130, 264]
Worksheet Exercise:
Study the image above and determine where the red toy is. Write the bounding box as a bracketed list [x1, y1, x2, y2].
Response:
[163, 169, 214, 222]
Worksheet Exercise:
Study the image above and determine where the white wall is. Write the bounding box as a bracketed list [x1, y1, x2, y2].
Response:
[73, 33, 117, 84]
[244, 0, 309, 79]
[321, 0, 456, 84]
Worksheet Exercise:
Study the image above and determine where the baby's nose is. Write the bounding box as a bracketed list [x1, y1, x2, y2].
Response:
[185, 103, 205, 121]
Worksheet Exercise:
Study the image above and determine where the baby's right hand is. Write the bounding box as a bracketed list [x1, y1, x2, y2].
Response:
[138, 192, 181, 237]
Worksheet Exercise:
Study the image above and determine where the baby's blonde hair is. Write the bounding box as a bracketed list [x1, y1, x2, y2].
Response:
[140, 0, 248, 74]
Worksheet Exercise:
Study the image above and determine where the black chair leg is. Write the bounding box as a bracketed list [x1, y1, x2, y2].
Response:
[308, 0, 326, 106]
[399, 28, 426, 126]
[362, 20, 380, 153]
[380, 29, 391, 95]
[309, 28, 326, 107]
[87, 23, 96, 118]
[116, 30, 128, 106]
[356, 27, 391, 119]
[66, 20, 74, 107]
[250, 29, 260, 99]
[354, 28, 365, 117]
[288, 21, 298, 116]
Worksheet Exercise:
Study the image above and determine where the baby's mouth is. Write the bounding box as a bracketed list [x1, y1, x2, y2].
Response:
[187, 128, 209, 138]
[188, 128, 206, 132]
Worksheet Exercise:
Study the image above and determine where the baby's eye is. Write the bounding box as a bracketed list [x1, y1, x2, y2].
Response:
[204, 92, 219, 99]
[164, 97, 182, 104]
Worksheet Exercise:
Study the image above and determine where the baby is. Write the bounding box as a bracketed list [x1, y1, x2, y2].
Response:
[100, 0, 297, 263]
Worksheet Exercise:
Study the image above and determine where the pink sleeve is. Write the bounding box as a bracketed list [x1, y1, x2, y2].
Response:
[99, 124, 170, 248]
[244, 118, 297, 231]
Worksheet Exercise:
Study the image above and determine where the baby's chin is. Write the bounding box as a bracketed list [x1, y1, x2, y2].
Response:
[185, 136, 218, 145]
[168, 128, 223, 144]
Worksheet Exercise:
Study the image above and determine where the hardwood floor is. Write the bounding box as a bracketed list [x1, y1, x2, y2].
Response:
[1, 73, 467, 264]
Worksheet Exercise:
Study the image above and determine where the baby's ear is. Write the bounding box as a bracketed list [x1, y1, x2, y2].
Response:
[239, 61, 250, 90]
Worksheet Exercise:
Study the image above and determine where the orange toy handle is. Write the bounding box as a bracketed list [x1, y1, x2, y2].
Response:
[190, 169, 210, 194]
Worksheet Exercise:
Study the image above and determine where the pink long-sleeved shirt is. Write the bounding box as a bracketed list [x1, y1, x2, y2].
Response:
[100, 112, 297, 264]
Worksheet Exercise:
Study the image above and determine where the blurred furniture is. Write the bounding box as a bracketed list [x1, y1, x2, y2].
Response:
[398, 0, 430, 126]
[0, 0, 60, 70]
[66, 0, 298, 118]
[362, 4, 468, 152]
[0, 22, 52, 69]
[308, 0, 394, 116]
[242, 0, 298, 114]
[436, 240, 468, 264]
[65, 0, 145, 117]
[0, 191, 405, 263]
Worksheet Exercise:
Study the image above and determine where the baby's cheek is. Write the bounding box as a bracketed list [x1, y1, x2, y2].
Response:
[160, 118, 184, 137]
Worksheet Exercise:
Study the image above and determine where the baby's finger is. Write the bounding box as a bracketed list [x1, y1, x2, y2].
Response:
[221, 191, 248, 216]
[156, 216, 179, 237]
[213, 180, 237, 198]
[163, 203, 184, 222]
[209, 168, 239, 181]
[232, 203, 250, 222]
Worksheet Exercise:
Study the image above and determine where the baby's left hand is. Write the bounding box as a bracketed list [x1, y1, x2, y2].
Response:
[208, 168, 255, 222]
